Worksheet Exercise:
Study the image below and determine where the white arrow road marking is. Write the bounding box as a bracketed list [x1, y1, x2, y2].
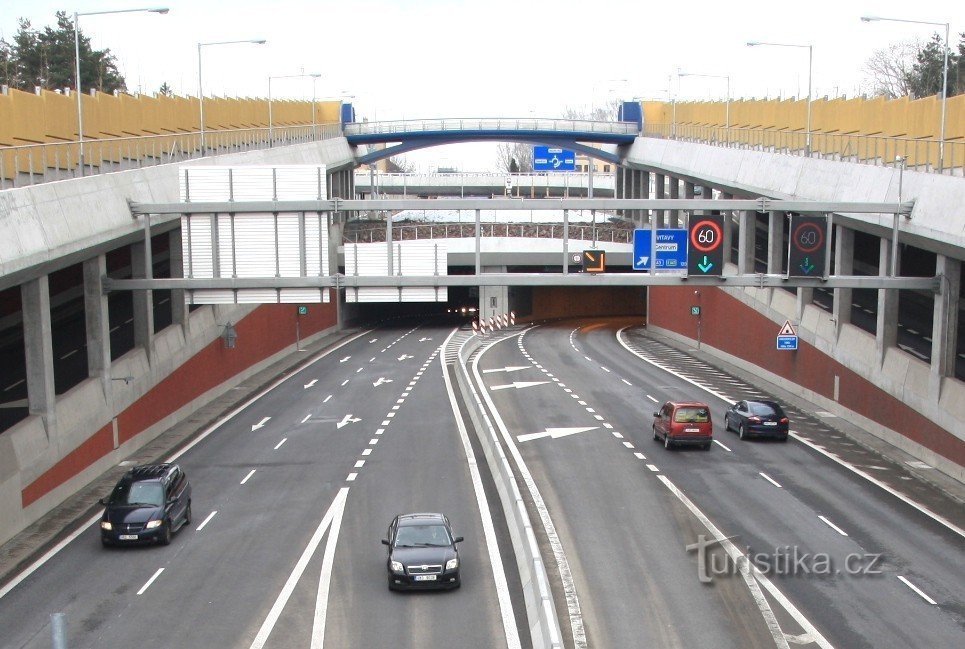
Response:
[369, 339, 378, 343]
[517, 426, 598, 443]
[482, 366, 531, 374]
[397, 354, 413, 361]
[336, 414, 361, 429]
[251, 417, 271, 431]
[304, 379, 318, 389]
[419, 337, 432, 342]
[339, 356, 351, 363]
[373, 377, 393, 387]
[490, 381, 550, 391]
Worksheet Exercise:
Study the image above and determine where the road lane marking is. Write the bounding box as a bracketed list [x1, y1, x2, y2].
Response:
[646, 464, 660, 472]
[241, 470, 256, 485]
[310, 483, 349, 649]
[818, 515, 848, 536]
[623, 442, 634, 449]
[137, 568, 164, 596]
[340, 380, 349, 386]
[603, 423, 613, 429]
[196, 511, 218, 531]
[647, 394, 659, 403]
[251, 417, 271, 431]
[634, 452, 647, 460]
[612, 432, 623, 438]
[578, 401, 587, 406]
[354, 460, 365, 468]
[250, 488, 349, 649]
[361, 448, 372, 456]
[274, 438, 288, 450]
[375, 428, 385, 435]
[346, 473, 357, 482]
[356, 367, 363, 373]
[622, 379, 632, 386]
[759, 472, 783, 488]
[713, 439, 732, 452]
[304, 379, 318, 389]
[897, 576, 937, 605]
[323, 395, 332, 403]
[593, 415, 604, 421]
[600, 366, 610, 373]
[300, 414, 311, 424]
[381, 420, 390, 426]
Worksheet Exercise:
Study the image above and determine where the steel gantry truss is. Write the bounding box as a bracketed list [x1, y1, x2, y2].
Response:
[110, 197, 940, 295]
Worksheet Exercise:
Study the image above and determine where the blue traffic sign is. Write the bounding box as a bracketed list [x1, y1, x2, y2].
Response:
[633, 229, 688, 271]
[777, 335, 799, 350]
[533, 146, 576, 171]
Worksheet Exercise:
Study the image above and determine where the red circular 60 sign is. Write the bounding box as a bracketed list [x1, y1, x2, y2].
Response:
[792, 222, 824, 254]
[690, 220, 723, 253]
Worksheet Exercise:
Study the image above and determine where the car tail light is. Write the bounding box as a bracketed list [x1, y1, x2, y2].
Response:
[780, 418, 789, 424]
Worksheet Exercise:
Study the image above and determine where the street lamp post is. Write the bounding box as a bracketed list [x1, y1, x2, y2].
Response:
[74, 7, 169, 176]
[861, 15, 950, 171]
[591, 78, 628, 117]
[746, 41, 813, 155]
[677, 70, 731, 129]
[268, 73, 321, 146]
[197, 39, 266, 154]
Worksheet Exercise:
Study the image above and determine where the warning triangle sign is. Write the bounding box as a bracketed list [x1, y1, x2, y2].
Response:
[778, 320, 797, 336]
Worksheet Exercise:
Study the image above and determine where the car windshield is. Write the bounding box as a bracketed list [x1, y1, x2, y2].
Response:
[674, 407, 709, 423]
[395, 524, 450, 547]
[749, 402, 781, 416]
[110, 481, 164, 507]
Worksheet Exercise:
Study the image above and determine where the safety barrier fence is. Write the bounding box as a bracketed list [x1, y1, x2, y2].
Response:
[345, 117, 638, 136]
[0, 123, 342, 189]
[645, 123, 963, 176]
[343, 222, 634, 244]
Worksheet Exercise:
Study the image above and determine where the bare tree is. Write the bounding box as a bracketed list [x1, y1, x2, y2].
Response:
[563, 98, 621, 121]
[384, 156, 414, 173]
[861, 40, 918, 98]
[496, 142, 534, 173]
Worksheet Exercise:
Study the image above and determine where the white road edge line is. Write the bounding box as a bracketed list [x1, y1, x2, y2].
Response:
[442, 328, 522, 649]
[310, 486, 348, 649]
[196, 511, 218, 531]
[249, 488, 349, 649]
[817, 515, 848, 537]
[0, 329, 377, 602]
[616, 325, 965, 542]
[759, 472, 783, 488]
[897, 575, 937, 605]
[136, 568, 164, 596]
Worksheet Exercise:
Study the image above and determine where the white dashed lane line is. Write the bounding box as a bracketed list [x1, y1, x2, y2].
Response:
[622, 379, 632, 386]
[647, 395, 659, 403]
[137, 568, 164, 596]
[713, 439, 732, 452]
[274, 438, 288, 450]
[196, 511, 217, 531]
[646, 464, 660, 472]
[346, 473, 357, 482]
[323, 395, 332, 403]
[300, 414, 311, 424]
[759, 472, 783, 488]
[897, 576, 937, 605]
[241, 470, 256, 485]
[818, 515, 848, 537]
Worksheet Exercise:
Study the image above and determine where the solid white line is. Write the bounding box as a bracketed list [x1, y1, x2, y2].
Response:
[136, 568, 164, 596]
[759, 472, 783, 488]
[634, 452, 647, 460]
[196, 511, 218, 531]
[241, 470, 256, 485]
[897, 575, 937, 605]
[622, 379, 632, 386]
[713, 439, 732, 452]
[323, 395, 332, 403]
[249, 488, 348, 649]
[789, 432, 965, 539]
[818, 515, 848, 537]
[300, 414, 311, 424]
[646, 394, 659, 403]
[346, 473, 357, 482]
[310, 483, 349, 649]
[274, 438, 287, 450]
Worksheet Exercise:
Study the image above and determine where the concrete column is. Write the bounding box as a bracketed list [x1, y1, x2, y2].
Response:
[931, 255, 961, 384]
[168, 230, 187, 327]
[721, 192, 734, 266]
[737, 211, 756, 275]
[616, 167, 625, 220]
[130, 241, 154, 355]
[480, 267, 508, 322]
[21, 277, 56, 433]
[767, 211, 785, 274]
[654, 173, 665, 228]
[668, 177, 680, 227]
[876, 237, 899, 364]
[641, 171, 651, 226]
[84, 256, 111, 389]
[832, 225, 854, 334]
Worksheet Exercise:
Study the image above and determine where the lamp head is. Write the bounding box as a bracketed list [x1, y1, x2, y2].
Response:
[151, 8, 170, 14]
[253, 39, 267, 45]
[860, 16, 876, 22]
[746, 41, 759, 46]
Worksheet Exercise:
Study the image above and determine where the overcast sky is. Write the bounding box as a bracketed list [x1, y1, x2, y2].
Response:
[3, 0, 961, 170]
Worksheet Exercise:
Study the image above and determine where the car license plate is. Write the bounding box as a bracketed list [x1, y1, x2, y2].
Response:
[119, 534, 138, 540]
[685, 428, 699, 433]
[764, 422, 777, 426]
[414, 575, 437, 582]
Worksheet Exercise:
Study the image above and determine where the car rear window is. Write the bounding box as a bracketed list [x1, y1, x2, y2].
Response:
[673, 407, 710, 423]
[749, 403, 781, 416]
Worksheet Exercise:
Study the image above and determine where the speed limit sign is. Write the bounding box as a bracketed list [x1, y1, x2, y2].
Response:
[787, 215, 828, 278]
[687, 213, 725, 276]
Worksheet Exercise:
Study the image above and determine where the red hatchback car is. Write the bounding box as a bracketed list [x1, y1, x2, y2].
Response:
[653, 401, 714, 450]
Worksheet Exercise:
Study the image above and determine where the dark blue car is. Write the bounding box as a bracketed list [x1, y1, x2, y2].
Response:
[724, 400, 790, 441]
[100, 464, 192, 546]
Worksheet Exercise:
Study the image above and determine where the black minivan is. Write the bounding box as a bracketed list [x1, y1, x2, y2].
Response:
[100, 464, 192, 546]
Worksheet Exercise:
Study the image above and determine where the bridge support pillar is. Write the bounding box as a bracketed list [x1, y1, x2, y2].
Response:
[84, 256, 112, 397]
[168, 231, 188, 328]
[479, 267, 508, 323]
[721, 192, 734, 267]
[876, 237, 899, 365]
[931, 255, 961, 393]
[654, 174, 666, 227]
[130, 241, 155, 358]
[639, 170, 651, 225]
[832, 225, 854, 337]
[668, 177, 680, 227]
[737, 211, 756, 275]
[616, 168, 626, 220]
[767, 210, 785, 304]
[21, 276, 56, 435]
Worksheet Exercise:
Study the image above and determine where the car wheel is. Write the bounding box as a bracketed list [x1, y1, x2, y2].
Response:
[653, 426, 659, 441]
[664, 434, 673, 450]
[184, 502, 192, 526]
[724, 415, 732, 432]
[159, 520, 172, 546]
[739, 423, 747, 440]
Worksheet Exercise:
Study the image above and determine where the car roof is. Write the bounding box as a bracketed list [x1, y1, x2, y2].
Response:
[745, 399, 782, 408]
[125, 464, 175, 482]
[668, 401, 710, 408]
[396, 513, 447, 526]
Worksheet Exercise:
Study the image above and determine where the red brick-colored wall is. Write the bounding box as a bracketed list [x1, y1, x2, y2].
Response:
[649, 286, 964, 466]
[22, 299, 336, 507]
[531, 287, 645, 319]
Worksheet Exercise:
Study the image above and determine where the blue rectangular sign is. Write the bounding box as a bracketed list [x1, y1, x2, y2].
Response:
[533, 146, 576, 171]
[633, 229, 688, 271]
[777, 335, 799, 350]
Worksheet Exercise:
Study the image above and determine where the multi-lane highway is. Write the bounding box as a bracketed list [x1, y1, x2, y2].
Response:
[1, 317, 962, 648]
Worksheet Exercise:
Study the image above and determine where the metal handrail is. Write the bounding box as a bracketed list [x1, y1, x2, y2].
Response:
[0, 123, 343, 190]
[343, 222, 634, 244]
[345, 118, 638, 136]
[645, 123, 963, 175]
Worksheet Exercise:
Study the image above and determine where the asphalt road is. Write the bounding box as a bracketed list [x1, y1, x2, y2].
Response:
[0, 322, 520, 649]
[473, 319, 964, 648]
